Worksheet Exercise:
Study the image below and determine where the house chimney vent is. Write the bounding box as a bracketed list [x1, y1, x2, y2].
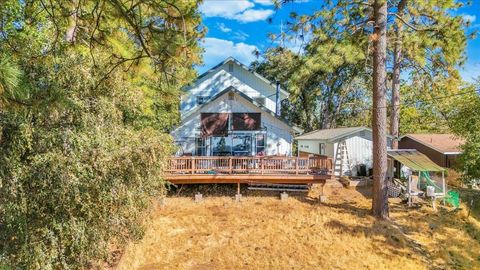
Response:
[275, 80, 281, 117]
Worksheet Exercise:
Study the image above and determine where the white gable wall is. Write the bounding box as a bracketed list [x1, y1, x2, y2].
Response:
[181, 60, 287, 114]
[172, 91, 293, 156]
[297, 130, 392, 176]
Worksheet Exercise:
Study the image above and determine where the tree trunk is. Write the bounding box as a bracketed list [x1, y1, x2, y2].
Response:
[371, 0, 389, 219]
[390, 33, 401, 149]
[390, 0, 407, 149]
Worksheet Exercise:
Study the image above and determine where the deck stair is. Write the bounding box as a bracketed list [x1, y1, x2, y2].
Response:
[247, 183, 310, 192]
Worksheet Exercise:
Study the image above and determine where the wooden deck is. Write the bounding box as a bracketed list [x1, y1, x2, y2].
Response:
[165, 156, 333, 185]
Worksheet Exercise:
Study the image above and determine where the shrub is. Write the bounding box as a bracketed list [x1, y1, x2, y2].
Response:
[0, 111, 173, 269]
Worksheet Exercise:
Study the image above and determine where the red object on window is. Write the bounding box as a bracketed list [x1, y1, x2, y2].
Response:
[200, 113, 229, 138]
[232, 113, 261, 130]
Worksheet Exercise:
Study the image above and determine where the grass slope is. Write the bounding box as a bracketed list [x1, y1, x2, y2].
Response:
[116, 185, 480, 270]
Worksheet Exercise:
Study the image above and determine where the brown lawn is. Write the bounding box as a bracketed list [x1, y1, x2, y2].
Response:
[115, 185, 480, 270]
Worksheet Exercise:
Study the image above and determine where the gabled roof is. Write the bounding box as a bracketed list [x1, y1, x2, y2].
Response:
[295, 126, 393, 142]
[400, 134, 464, 154]
[180, 86, 303, 133]
[195, 57, 290, 98]
[388, 149, 445, 172]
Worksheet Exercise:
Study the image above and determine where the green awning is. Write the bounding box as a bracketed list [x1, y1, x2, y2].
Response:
[388, 150, 445, 172]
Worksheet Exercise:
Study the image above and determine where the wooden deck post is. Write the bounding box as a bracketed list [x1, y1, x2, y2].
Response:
[319, 181, 327, 203]
[237, 181, 240, 195]
[261, 157, 264, 175]
[229, 157, 233, 174]
[191, 156, 195, 174]
[295, 157, 299, 175]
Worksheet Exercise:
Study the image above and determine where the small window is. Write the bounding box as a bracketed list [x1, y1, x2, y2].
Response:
[195, 137, 206, 156]
[228, 63, 234, 72]
[196, 96, 209, 105]
[255, 133, 266, 156]
[319, 143, 326, 155]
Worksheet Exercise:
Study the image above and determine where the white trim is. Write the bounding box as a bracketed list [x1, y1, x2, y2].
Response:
[444, 152, 462, 155]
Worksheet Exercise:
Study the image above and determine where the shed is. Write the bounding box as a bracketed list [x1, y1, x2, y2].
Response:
[398, 134, 464, 168]
[295, 127, 393, 176]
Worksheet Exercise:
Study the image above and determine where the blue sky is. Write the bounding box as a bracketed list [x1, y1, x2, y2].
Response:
[197, 0, 480, 82]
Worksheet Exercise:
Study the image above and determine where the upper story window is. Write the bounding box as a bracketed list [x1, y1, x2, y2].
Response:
[196, 96, 209, 105]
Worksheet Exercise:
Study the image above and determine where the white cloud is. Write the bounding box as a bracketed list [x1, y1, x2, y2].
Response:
[200, 37, 258, 72]
[200, 0, 273, 23]
[233, 9, 274, 23]
[200, 0, 253, 18]
[253, 0, 274, 5]
[232, 30, 249, 41]
[462, 14, 476, 23]
[217, 22, 232, 33]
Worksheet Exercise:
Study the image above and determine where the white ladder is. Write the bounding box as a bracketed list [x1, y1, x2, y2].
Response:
[334, 141, 351, 176]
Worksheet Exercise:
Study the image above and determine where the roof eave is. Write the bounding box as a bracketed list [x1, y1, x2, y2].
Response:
[401, 135, 462, 156]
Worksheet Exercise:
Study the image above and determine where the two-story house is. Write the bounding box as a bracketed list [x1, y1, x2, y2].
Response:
[171, 57, 302, 156]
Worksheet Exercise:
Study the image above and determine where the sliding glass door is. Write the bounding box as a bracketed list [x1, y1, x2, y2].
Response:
[196, 131, 266, 157]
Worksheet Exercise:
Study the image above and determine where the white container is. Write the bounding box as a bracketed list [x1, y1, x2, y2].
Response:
[426, 186, 436, 197]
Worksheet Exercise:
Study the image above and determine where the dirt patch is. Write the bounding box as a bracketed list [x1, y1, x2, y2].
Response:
[116, 185, 480, 270]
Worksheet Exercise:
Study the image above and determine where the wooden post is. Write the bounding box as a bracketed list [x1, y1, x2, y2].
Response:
[261, 157, 264, 175]
[229, 157, 233, 174]
[442, 170, 446, 205]
[319, 181, 327, 203]
[295, 157, 299, 175]
[237, 181, 240, 195]
[191, 157, 195, 174]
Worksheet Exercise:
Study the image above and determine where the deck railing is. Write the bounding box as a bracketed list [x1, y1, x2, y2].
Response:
[166, 156, 333, 175]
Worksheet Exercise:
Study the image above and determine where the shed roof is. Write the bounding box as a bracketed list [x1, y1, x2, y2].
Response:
[388, 149, 445, 172]
[295, 126, 395, 142]
[401, 134, 464, 154]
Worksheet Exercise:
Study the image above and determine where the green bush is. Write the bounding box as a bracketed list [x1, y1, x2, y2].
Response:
[0, 111, 173, 269]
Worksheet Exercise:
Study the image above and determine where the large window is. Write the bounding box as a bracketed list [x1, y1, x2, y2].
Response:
[256, 134, 265, 156]
[211, 136, 231, 156]
[232, 134, 252, 156]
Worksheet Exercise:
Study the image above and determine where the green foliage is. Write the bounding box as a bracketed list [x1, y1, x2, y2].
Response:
[0, 55, 22, 106]
[447, 81, 480, 182]
[0, 0, 203, 268]
[398, 83, 451, 134]
[258, 0, 470, 135]
[253, 2, 372, 131]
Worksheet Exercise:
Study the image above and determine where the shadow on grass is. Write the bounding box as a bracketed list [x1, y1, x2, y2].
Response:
[167, 183, 316, 200]
[165, 184, 480, 268]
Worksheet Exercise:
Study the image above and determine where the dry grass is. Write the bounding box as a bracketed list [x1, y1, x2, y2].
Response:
[116, 185, 480, 270]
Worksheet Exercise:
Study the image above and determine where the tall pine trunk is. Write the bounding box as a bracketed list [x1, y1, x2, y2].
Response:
[390, 32, 401, 149]
[390, 0, 407, 149]
[372, 0, 389, 219]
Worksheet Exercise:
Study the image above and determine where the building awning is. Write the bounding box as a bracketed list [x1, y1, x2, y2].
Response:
[387, 150, 445, 172]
